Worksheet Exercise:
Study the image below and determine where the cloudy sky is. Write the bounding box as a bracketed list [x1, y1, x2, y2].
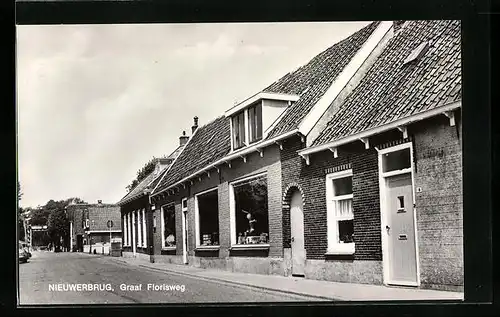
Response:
[17, 21, 370, 208]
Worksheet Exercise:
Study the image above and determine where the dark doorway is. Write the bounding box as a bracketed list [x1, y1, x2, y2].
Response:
[76, 234, 83, 252]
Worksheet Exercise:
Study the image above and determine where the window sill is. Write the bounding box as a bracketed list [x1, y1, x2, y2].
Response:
[195, 245, 220, 251]
[325, 250, 354, 256]
[230, 244, 270, 251]
[162, 246, 177, 251]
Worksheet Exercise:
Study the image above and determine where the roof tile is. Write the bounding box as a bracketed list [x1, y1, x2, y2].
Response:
[312, 20, 461, 147]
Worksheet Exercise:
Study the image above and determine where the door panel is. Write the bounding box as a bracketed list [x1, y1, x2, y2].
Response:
[290, 191, 305, 276]
[386, 173, 417, 284]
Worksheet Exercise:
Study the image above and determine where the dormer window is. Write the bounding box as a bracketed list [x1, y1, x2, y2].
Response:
[248, 102, 263, 143]
[226, 92, 300, 151]
[232, 111, 246, 150]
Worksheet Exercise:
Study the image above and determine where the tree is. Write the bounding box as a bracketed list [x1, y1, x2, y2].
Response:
[47, 208, 69, 249]
[18, 181, 23, 202]
[125, 157, 158, 192]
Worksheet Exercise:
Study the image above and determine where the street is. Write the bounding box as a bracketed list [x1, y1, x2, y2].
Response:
[18, 251, 318, 304]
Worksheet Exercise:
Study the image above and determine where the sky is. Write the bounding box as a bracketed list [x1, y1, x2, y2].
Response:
[17, 21, 371, 208]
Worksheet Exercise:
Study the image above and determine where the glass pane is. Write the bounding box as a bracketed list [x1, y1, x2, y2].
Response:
[382, 148, 411, 173]
[335, 199, 353, 217]
[248, 106, 255, 141]
[255, 103, 262, 139]
[198, 191, 219, 246]
[163, 205, 176, 247]
[249, 103, 262, 143]
[332, 176, 352, 196]
[338, 219, 354, 243]
[233, 176, 269, 244]
[238, 112, 245, 147]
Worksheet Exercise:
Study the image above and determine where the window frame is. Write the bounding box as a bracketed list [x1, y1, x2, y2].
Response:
[160, 203, 176, 250]
[231, 110, 247, 150]
[229, 172, 270, 246]
[230, 101, 264, 151]
[325, 169, 355, 255]
[194, 187, 219, 248]
[379, 145, 412, 177]
[248, 102, 263, 144]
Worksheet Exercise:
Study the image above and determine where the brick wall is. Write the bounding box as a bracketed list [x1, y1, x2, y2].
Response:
[280, 136, 305, 249]
[220, 145, 283, 258]
[412, 114, 463, 290]
[89, 205, 121, 232]
[282, 135, 382, 261]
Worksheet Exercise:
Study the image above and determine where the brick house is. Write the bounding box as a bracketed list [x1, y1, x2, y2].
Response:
[294, 20, 462, 291]
[118, 134, 186, 261]
[66, 200, 121, 253]
[148, 21, 393, 273]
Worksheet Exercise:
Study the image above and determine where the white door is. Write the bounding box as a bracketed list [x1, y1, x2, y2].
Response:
[290, 191, 305, 276]
[182, 210, 188, 264]
[386, 173, 418, 285]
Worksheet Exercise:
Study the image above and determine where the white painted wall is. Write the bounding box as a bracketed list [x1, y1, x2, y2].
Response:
[263, 99, 289, 133]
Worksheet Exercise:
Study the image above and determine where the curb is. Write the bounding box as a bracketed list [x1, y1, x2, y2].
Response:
[108, 258, 336, 301]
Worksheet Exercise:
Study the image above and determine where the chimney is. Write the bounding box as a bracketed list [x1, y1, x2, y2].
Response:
[179, 130, 189, 146]
[97, 200, 102, 204]
[191, 116, 199, 134]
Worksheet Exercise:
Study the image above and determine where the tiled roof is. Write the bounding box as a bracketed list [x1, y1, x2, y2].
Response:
[265, 21, 380, 138]
[118, 145, 185, 205]
[312, 20, 461, 147]
[152, 116, 231, 194]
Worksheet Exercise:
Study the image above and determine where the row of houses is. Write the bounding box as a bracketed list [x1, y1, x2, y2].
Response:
[116, 20, 463, 292]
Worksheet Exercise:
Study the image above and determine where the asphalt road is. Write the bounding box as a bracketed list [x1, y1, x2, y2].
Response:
[19, 251, 317, 304]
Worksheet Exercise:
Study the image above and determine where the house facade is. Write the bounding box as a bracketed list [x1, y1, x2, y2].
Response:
[147, 21, 392, 273]
[294, 20, 462, 291]
[118, 134, 186, 261]
[66, 201, 121, 253]
[132, 20, 462, 292]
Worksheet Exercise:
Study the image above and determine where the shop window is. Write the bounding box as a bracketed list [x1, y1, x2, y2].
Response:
[382, 147, 411, 173]
[161, 204, 176, 247]
[326, 170, 355, 254]
[231, 174, 269, 245]
[196, 189, 220, 246]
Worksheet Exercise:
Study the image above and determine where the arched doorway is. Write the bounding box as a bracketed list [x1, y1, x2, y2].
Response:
[290, 190, 305, 276]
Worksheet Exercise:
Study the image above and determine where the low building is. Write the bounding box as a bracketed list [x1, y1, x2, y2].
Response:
[148, 21, 389, 272]
[118, 134, 186, 261]
[66, 200, 121, 254]
[295, 20, 462, 291]
[127, 20, 462, 292]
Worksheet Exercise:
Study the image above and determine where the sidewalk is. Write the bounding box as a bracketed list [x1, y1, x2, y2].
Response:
[108, 256, 464, 301]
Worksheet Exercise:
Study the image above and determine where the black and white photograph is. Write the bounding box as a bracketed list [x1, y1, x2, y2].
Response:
[17, 20, 464, 305]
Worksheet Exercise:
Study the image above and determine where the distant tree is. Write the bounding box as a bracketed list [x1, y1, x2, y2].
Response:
[18, 181, 23, 202]
[47, 208, 69, 249]
[126, 157, 158, 192]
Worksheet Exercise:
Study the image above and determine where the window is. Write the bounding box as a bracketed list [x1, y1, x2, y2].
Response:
[232, 111, 246, 149]
[326, 170, 355, 254]
[195, 189, 219, 246]
[382, 148, 411, 173]
[248, 103, 263, 143]
[231, 174, 269, 245]
[182, 198, 188, 211]
[153, 214, 157, 233]
[161, 204, 176, 248]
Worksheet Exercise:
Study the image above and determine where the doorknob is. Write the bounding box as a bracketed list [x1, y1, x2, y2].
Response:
[385, 225, 390, 231]
[291, 237, 295, 242]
